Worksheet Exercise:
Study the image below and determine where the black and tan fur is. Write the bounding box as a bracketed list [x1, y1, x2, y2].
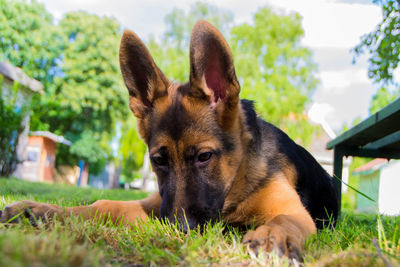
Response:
[1, 20, 338, 260]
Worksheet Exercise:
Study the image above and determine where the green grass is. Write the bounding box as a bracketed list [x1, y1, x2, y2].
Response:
[0, 178, 399, 266]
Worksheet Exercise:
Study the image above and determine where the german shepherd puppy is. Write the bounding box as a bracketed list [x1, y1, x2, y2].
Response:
[1, 20, 338, 260]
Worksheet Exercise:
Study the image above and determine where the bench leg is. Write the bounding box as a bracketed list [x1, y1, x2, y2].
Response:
[333, 147, 343, 214]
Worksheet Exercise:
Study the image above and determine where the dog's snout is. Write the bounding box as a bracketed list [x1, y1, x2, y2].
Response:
[179, 215, 198, 232]
[165, 212, 199, 232]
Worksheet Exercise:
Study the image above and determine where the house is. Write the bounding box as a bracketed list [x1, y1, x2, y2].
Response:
[0, 61, 43, 178]
[353, 159, 400, 216]
[22, 131, 71, 183]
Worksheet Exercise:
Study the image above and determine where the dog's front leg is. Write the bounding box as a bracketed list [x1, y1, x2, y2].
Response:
[241, 177, 316, 261]
[66, 192, 161, 224]
[0, 192, 161, 225]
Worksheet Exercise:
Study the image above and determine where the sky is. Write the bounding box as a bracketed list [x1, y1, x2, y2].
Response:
[38, 0, 384, 132]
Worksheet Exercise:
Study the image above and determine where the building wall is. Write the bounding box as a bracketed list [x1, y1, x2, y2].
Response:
[42, 138, 56, 183]
[356, 170, 380, 213]
[379, 161, 400, 216]
[22, 136, 43, 181]
[21, 136, 57, 183]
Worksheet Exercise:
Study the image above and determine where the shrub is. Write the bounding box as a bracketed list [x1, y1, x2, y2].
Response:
[0, 80, 26, 177]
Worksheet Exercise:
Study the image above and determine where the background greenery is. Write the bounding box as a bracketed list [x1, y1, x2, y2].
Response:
[352, 0, 400, 114]
[1, 0, 322, 180]
[1, 0, 399, 182]
[0, 79, 26, 176]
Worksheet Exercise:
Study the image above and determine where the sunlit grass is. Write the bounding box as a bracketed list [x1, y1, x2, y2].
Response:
[0, 178, 399, 266]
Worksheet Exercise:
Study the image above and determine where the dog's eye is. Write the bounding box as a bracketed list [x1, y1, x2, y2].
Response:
[197, 152, 212, 163]
[152, 155, 168, 166]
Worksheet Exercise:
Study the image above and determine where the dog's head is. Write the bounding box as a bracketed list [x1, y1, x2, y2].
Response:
[120, 20, 245, 230]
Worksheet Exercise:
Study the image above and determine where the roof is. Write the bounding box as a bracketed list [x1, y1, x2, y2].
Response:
[353, 158, 388, 174]
[30, 131, 72, 146]
[0, 61, 43, 93]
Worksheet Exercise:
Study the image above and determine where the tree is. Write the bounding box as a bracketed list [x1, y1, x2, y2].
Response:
[231, 8, 319, 145]
[353, 0, 400, 86]
[353, 0, 400, 113]
[45, 12, 128, 174]
[369, 86, 399, 113]
[0, 0, 62, 88]
[147, 2, 234, 82]
[1, 1, 129, 175]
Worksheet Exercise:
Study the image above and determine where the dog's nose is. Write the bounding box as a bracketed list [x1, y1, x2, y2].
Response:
[179, 217, 197, 233]
[179, 221, 190, 233]
[168, 214, 198, 232]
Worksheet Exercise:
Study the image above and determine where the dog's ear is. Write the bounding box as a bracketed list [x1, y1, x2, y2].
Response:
[120, 30, 169, 118]
[189, 20, 240, 113]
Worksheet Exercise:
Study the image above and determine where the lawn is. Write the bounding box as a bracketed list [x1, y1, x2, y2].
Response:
[0, 178, 399, 266]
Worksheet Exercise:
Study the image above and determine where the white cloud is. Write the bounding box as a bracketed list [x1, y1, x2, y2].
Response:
[265, 0, 381, 48]
[311, 47, 370, 72]
[319, 69, 370, 93]
[313, 80, 377, 129]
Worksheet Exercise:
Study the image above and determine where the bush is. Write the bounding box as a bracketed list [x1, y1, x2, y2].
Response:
[68, 130, 107, 176]
[0, 81, 26, 176]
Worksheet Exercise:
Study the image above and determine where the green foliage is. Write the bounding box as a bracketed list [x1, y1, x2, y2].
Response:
[43, 12, 128, 171]
[0, 0, 63, 152]
[369, 86, 400, 114]
[0, 80, 26, 176]
[69, 131, 107, 176]
[119, 117, 147, 182]
[148, 2, 234, 82]
[163, 2, 233, 50]
[353, 0, 400, 86]
[1, 1, 128, 174]
[148, 4, 318, 146]
[231, 8, 319, 145]
[2, 0, 320, 179]
[353, 0, 400, 115]
[53, 11, 127, 132]
[0, 0, 62, 86]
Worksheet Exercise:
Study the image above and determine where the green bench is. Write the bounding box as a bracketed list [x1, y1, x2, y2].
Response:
[326, 97, 400, 210]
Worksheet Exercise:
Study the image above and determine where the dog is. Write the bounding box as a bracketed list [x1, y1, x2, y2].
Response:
[0, 20, 338, 261]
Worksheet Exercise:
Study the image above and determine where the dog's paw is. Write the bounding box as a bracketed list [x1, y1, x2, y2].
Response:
[243, 217, 305, 261]
[0, 201, 62, 226]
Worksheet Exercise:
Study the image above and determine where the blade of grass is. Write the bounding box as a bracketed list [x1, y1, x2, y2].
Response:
[333, 174, 375, 202]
